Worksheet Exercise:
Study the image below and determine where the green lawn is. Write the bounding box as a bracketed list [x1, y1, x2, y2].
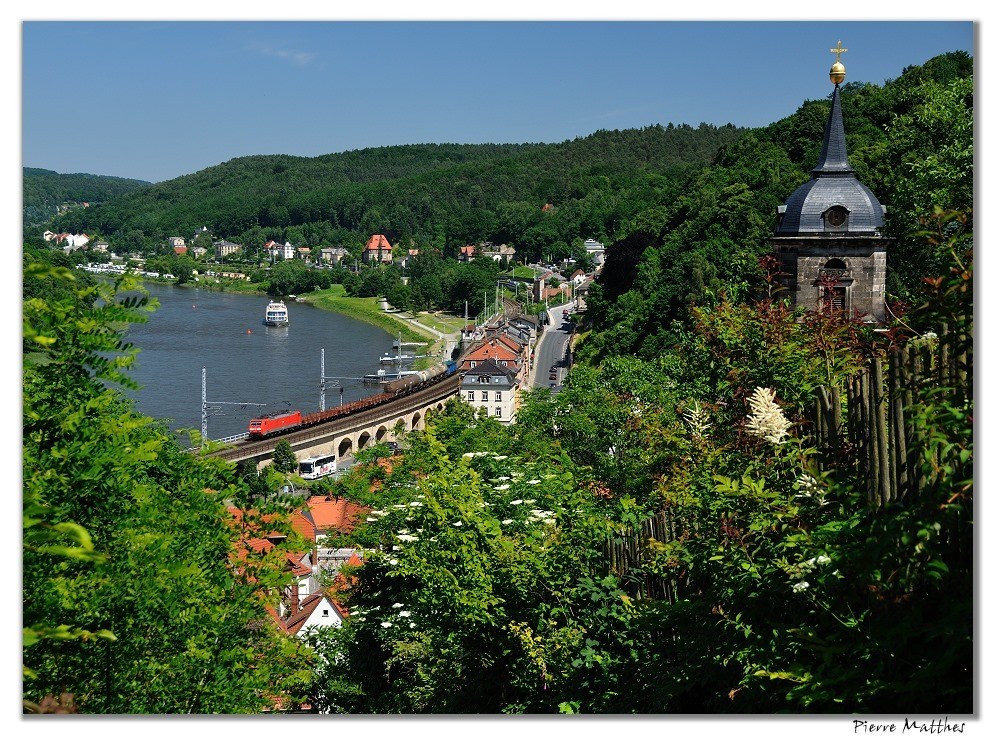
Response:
[305, 287, 433, 346]
[508, 265, 539, 280]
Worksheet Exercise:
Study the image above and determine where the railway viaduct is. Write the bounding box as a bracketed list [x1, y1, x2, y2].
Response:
[204, 374, 461, 469]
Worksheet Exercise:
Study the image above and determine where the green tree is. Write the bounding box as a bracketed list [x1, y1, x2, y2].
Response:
[272, 440, 298, 474]
[23, 259, 312, 712]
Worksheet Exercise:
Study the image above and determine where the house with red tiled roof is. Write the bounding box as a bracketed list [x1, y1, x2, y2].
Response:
[459, 337, 523, 379]
[228, 500, 369, 640]
[278, 592, 348, 635]
[303, 495, 368, 544]
[363, 234, 393, 264]
[457, 245, 477, 263]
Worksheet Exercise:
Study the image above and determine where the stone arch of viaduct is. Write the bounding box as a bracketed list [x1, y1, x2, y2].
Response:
[209, 376, 459, 470]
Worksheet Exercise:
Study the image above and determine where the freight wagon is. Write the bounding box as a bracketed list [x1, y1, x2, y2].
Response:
[246, 361, 457, 439]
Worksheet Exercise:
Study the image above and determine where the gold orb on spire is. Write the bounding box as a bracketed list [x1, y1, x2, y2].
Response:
[829, 40, 847, 85]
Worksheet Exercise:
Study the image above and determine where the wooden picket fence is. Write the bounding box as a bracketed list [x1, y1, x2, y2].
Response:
[807, 322, 972, 506]
[603, 511, 680, 602]
[601, 322, 971, 600]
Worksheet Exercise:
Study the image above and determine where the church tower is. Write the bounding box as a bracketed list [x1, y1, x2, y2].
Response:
[773, 42, 892, 321]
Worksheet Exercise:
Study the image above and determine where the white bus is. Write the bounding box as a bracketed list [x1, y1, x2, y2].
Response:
[298, 454, 337, 480]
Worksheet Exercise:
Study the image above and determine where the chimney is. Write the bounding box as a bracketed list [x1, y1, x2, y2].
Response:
[288, 582, 300, 616]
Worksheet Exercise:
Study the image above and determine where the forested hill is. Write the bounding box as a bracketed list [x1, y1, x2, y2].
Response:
[45, 123, 743, 261]
[579, 51, 973, 362]
[23, 168, 151, 227]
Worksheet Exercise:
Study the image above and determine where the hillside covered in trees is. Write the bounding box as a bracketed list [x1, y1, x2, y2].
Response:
[23, 168, 151, 227]
[24, 51, 973, 715]
[579, 51, 972, 361]
[44, 124, 743, 263]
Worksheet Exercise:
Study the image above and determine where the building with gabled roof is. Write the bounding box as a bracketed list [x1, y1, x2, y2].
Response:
[460, 358, 520, 424]
[213, 239, 243, 260]
[304, 495, 368, 544]
[459, 337, 522, 375]
[320, 246, 350, 265]
[363, 234, 394, 264]
[478, 242, 517, 264]
[276, 591, 348, 636]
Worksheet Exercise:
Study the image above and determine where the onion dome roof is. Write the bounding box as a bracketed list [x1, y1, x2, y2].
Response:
[775, 83, 885, 236]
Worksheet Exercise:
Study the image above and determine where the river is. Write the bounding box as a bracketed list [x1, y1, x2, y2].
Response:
[121, 282, 398, 441]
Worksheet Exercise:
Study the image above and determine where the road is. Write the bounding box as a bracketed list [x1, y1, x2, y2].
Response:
[531, 302, 575, 390]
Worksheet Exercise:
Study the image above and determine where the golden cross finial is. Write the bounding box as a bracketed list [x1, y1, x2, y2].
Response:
[830, 41, 848, 63]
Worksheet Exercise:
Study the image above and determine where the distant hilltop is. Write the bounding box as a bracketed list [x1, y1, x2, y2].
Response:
[23, 167, 152, 228]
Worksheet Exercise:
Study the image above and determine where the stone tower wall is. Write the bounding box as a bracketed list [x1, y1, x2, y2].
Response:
[773, 237, 890, 322]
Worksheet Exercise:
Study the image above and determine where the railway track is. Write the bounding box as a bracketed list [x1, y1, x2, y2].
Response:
[204, 373, 461, 462]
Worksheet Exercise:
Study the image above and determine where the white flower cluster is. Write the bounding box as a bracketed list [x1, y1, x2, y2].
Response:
[745, 387, 792, 444]
[792, 581, 810, 593]
[683, 400, 712, 439]
[785, 554, 832, 581]
[527, 509, 556, 525]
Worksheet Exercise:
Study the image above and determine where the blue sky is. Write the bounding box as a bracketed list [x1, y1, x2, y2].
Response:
[22, 20, 972, 183]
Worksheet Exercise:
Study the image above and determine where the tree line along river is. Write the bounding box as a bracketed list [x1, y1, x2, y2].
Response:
[121, 282, 398, 441]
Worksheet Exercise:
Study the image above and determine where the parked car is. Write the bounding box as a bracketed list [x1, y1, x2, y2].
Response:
[548, 372, 557, 380]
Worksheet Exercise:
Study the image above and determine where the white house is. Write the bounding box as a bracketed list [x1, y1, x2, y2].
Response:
[282, 593, 347, 636]
[266, 240, 297, 261]
[460, 358, 520, 424]
[584, 238, 606, 266]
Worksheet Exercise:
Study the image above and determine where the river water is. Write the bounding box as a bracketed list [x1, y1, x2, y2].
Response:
[121, 283, 397, 441]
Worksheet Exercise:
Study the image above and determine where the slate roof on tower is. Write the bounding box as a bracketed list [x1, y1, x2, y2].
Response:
[775, 84, 885, 237]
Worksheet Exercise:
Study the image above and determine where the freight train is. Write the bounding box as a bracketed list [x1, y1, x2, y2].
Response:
[246, 361, 457, 439]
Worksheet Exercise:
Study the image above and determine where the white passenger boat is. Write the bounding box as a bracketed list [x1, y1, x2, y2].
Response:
[263, 300, 290, 326]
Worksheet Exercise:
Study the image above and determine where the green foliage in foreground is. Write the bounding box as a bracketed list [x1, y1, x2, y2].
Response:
[22, 262, 312, 713]
[313, 219, 970, 713]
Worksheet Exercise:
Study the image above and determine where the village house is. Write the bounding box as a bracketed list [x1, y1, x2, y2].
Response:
[91, 241, 109, 253]
[168, 236, 186, 252]
[191, 246, 208, 259]
[362, 234, 394, 264]
[320, 246, 350, 266]
[265, 240, 297, 261]
[478, 242, 517, 264]
[583, 238, 606, 266]
[213, 239, 242, 260]
[459, 336, 527, 384]
[460, 358, 520, 424]
[228, 495, 368, 640]
[457, 245, 477, 263]
[397, 248, 421, 269]
[297, 246, 313, 261]
[54, 231, 90, 252]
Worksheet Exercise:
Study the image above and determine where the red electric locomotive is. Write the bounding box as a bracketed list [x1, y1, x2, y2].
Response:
[248, 410, 303, 438]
